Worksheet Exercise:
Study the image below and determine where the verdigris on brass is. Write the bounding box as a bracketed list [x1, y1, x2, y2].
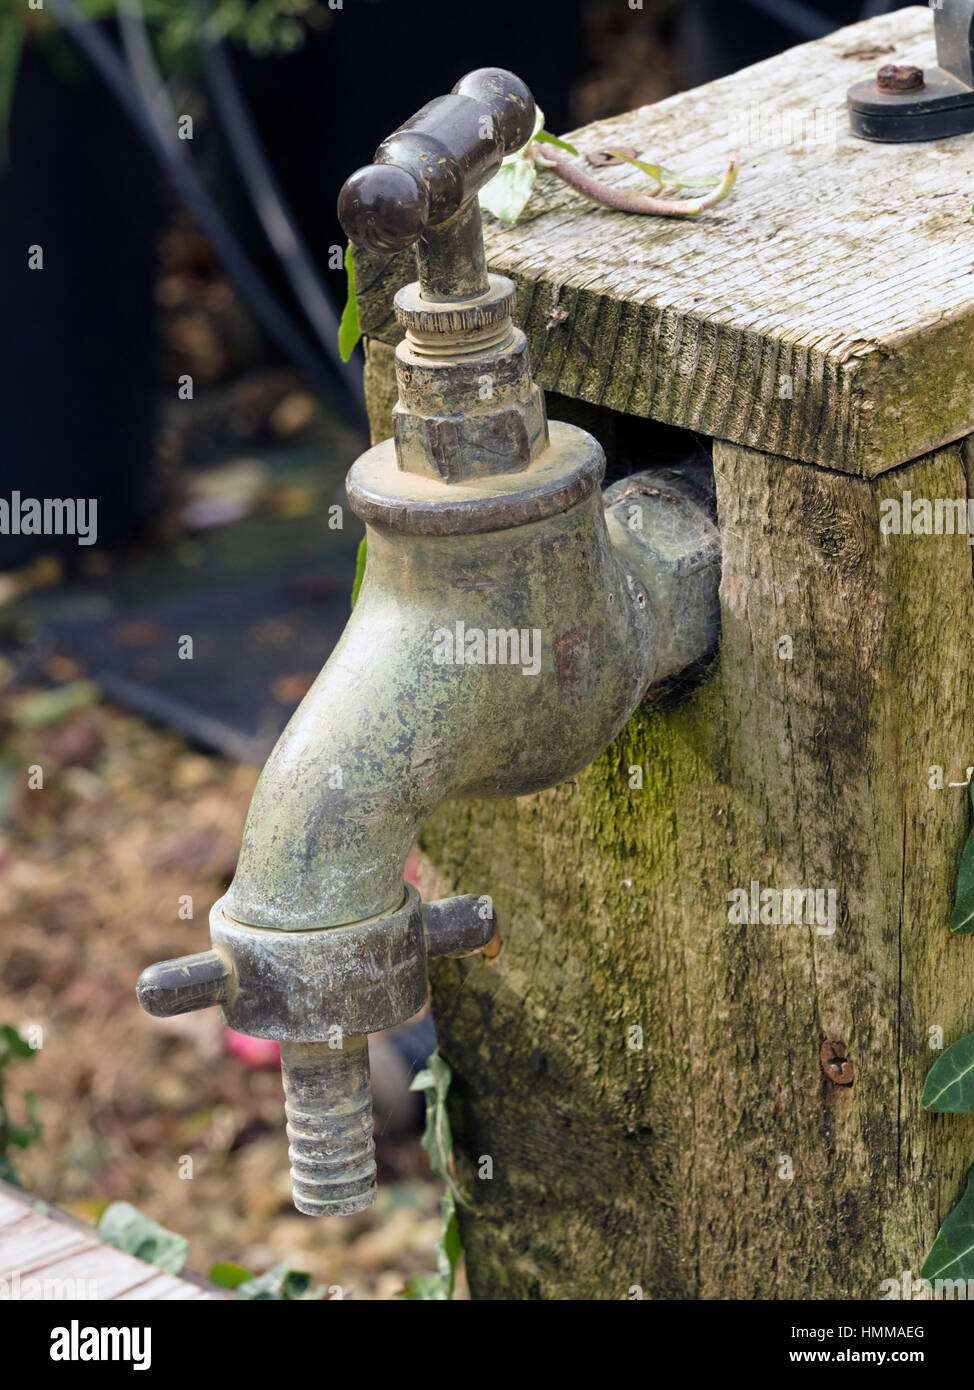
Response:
[137, 66, 721, 1218]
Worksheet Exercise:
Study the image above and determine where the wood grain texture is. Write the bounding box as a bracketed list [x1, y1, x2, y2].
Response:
[354, 7, 974, 477]
[422, 439, 974, 1299]
[363, 335, 974, 1295]
[0, 1183, 223, 1299]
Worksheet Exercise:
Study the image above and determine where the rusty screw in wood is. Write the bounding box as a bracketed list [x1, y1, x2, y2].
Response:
[820, 1039, 855, 1086]
[876, 64, 925, 92]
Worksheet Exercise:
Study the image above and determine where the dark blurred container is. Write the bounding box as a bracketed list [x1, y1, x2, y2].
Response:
[0, 39, 158, 570]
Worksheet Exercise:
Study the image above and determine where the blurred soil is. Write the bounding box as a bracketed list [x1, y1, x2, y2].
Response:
[0, 669, 452, 1300]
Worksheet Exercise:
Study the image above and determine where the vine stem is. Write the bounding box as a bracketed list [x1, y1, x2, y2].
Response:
[533, 144, 739, 218]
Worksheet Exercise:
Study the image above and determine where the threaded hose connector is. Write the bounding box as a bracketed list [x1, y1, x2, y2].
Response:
[280, 1036, 376, 1217]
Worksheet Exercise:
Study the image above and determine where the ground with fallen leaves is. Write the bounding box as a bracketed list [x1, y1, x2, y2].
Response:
[0, 674, 451, 1300]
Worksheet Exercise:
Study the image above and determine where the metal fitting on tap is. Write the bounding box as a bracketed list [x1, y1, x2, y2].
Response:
[137, 64, 720, 1220]
[137, 888, 499, 1215]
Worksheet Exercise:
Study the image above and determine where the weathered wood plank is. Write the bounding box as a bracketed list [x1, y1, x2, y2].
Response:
[0, 1218, 95, 1273]
[112, 1272, 190, 1300]
[0, 1184, 226, 1300]
[407, 436, 974, 1299]
[355, 7, 974, 476]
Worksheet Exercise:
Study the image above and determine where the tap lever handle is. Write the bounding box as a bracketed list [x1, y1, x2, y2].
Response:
[338, 68, 535, 257]
[136, 949, 232, 1018]
[424, 893, 499, 959]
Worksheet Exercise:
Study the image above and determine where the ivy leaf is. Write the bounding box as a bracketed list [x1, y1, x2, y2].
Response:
[338, 243, 361, 362]
[479, 104, 544, 226]
[398, 1050, 467, 1299]
[209, 1261, 252, 1290]
[436, 1190, 462, 1298]
[5, 1090, 40, 1149]
[98, 1202, 189, 1275]
[922, 1032, 974, 1112]
[921, 1163, 974, 1283]
[350, 535, 367, 609]
[479, 157, 537, 226]
[535, 129, 578, 155]
[398, 1272, 449, 1300]
[950, 781, 974, 933]
[0, 1024, 34, 1067]
[397, 1187, 463, 1302]
[236, 1264, 325, 1300]
[607, 151, 721, 189]
[410, 1049, 468, 1208]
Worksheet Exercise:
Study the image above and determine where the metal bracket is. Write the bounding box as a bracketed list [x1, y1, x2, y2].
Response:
[848, 0, 974, 142]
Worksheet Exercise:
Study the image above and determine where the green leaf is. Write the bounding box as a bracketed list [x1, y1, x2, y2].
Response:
[0, 15, 23, 168]
[209, 1261, 252, 1290]
[0, 753, 20, 828]
[479, 104, 543, 226]
[97, 1202, 189, 1275]
[951, 781, 974, 933]
[478, 157, 537, 226]
[411, 1049, 467, 1206]
[338, 242, 361, 362]
[0, 1025, 35, 1067]
[350, 535, 367, 609]
[398, 1272, 449, 1300]
[0, 1031, 40, 1184]
[535, 129, 578, 155]
[235, 1264, 325, 1300]
[606, 151, 720, 189]
[11, 680, 100, 730]
[435, 1190, 462, 1298]
[7, 1091, 41, 1150]
[922, 1163, 974, 1283]
[282, 1270, 324, 1300]
[922, 1032, 974, 1112]
[398, 1050, 467, 1298]
[396, 1194, 462, 1300]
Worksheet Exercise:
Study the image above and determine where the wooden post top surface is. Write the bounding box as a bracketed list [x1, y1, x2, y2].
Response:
[0, 1181, 228, 1300]
[355, 8, 974, 477]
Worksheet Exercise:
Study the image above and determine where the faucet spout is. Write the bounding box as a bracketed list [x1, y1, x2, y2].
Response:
[223, 436, 671, 936]
[136, 64, 721, 1219]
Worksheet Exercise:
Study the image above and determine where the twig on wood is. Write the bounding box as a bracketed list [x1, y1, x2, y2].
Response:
[533, 143, 739, 218]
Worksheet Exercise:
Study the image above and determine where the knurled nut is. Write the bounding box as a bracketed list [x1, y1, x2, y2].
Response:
[394, 274, 516, 337]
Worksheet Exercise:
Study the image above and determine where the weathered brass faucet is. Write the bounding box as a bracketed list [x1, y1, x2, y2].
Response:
[137, 68, 721, 1217]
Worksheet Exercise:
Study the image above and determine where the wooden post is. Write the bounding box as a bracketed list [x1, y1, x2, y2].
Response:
[357, 8, 974, 1298]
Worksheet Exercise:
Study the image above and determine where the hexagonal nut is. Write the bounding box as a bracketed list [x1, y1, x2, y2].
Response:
[393, 386, 548, 482]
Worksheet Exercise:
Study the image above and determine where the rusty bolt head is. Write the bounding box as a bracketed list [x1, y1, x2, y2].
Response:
[876, 64, 925, 92]
[820, 1039, 855, 1086]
